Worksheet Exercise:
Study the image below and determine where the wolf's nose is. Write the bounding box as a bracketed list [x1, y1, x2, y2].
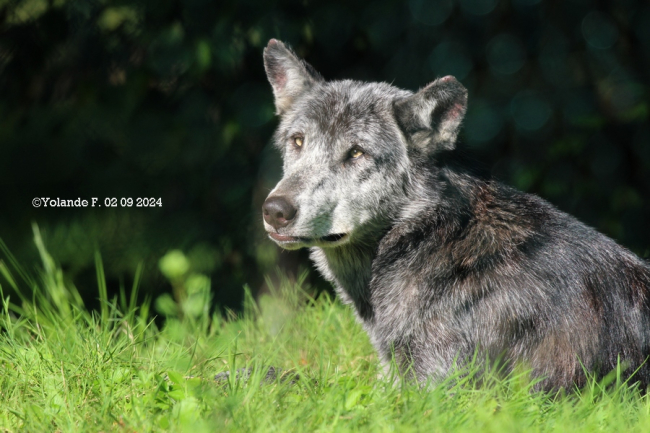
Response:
[262, 196, 297, 229]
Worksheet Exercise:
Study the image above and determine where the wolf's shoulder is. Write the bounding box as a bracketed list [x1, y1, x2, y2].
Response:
[376, 177, 617, 275]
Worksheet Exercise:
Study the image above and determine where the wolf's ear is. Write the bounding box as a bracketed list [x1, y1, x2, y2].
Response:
[394, 76, 468, 155]
[264, 39, 323, 115]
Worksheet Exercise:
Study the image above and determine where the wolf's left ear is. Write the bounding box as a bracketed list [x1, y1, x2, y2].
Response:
[394, 76, 468, 155]
[264, 39, 323, 115]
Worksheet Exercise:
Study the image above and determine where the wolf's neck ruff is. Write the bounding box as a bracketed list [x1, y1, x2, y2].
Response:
[310, 242, 376, 321]
[260, 39, 650, 391]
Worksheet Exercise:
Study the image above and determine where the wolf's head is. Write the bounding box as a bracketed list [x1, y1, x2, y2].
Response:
[262, 39, 467, 250]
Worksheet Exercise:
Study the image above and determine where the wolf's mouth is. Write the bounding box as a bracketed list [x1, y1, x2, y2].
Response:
[320, 233, 346, 243]
[269, 232, 348, 245]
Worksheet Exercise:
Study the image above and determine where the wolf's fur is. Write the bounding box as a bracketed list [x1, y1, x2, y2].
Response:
[261, 39, 650, 391]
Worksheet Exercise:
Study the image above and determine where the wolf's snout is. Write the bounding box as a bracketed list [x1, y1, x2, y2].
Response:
[262, 196, 297, 230]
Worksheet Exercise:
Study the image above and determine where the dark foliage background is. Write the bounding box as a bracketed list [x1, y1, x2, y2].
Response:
[0, 0, 648, 311]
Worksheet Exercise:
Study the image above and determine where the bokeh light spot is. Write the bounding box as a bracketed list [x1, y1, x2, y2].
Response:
[428, 41, 473, 80]
[460, 0, 497, 16]
[409, 0, 454, 26]
[511, 92, 552, 132]
[464, 100, 504, 144]
[513, 0, 541, 6]
[487, 33, 526, 75]
[582, 11, 618, 50]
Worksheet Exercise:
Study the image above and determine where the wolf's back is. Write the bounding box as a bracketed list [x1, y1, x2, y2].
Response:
[369, 176, 650, 390]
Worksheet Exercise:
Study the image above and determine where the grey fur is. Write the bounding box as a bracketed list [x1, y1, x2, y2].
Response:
[261, 40, 650, 391]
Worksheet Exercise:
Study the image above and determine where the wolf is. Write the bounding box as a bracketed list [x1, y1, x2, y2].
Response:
[261, 39, 650, 391]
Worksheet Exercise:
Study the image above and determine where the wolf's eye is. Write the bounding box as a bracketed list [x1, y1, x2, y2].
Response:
[349, 148, 364, 159]
[292, 135, 304, 148]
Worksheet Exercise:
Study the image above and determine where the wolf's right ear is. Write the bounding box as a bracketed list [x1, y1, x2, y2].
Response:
[394, 76, 468, 155]
[264, 39, 323, 115]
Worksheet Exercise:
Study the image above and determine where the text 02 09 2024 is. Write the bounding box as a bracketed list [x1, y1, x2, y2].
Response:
[33, 197, 163, 208]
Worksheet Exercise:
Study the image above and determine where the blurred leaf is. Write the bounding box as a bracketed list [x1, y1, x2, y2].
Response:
[159, 250, 190, 281]
[155, 293, 179, 317]
[167, 371, 185, 385]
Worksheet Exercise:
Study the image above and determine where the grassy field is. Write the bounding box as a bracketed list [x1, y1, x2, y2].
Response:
[2, 235, 650, 431]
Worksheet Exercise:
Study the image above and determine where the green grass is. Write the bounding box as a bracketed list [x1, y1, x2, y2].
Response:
[2, 234, 650, 431]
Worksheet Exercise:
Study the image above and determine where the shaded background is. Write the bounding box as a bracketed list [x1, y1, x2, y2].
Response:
[0, 0, 648, 312]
